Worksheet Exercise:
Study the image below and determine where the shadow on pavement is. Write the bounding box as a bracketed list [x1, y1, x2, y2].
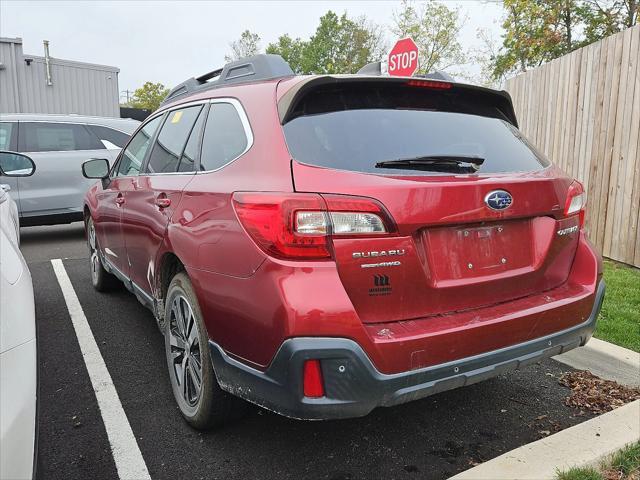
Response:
[21, 222, 87, 263]
[38, 257, 596, 480]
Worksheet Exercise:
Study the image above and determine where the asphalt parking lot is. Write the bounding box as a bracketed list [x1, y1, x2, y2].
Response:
[23, 222, 596, 480]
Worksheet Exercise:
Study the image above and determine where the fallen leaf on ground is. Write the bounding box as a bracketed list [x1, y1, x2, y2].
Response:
[559, 370, 640, 415]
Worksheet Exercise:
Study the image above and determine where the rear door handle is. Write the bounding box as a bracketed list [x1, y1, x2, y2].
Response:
[115, 193, 125, 205]
[155, 193, 171, 209]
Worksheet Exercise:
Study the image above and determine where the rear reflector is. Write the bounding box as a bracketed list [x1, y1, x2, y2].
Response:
[303, 360, 325, 398]
[564, 181, 586, 227]
[232, 192, 395, 260]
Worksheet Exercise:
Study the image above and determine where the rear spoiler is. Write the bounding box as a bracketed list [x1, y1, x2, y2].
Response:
[277, 75, 519, 128]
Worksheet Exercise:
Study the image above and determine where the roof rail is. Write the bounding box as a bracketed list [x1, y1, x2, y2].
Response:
[160, 54, 294, 108]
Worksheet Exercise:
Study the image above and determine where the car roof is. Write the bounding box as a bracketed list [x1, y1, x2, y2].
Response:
[157, 54, 517, 127]
[0, 114, 140, 133]
[162, 73, 518, 130]
[1, 113, 139, 124]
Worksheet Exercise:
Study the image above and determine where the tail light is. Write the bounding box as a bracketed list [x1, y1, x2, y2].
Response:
[303, 360, 325, 398]
[564, 181, 586, 227]
[232, 192, 395, 260]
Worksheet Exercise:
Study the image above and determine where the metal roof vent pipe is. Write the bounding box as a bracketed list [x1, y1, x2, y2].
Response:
[43, 40, 53, 86]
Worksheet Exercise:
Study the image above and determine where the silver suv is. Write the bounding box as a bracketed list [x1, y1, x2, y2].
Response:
[0, 114, 139, 226]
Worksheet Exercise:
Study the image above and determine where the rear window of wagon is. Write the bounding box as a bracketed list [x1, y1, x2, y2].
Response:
[282, 83, 550, 176]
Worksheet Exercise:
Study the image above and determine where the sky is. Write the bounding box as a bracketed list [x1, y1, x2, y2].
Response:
[0, 1, 504, 101]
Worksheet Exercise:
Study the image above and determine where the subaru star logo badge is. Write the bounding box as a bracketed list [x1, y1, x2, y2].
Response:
[484, 190, 513, 210]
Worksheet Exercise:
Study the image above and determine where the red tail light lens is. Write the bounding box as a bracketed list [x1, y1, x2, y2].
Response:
[564, 181, 586, 227]
[303, 359, 325, 398]
[232, 192, 330, 260]
[232, 192, 395, 260]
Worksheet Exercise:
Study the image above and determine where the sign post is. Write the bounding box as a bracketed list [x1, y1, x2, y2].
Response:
[387, 38, 419, 77]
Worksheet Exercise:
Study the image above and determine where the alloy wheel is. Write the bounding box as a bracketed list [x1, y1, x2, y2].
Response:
[168, 294, 203, 407]
[88, 220, 100, 285]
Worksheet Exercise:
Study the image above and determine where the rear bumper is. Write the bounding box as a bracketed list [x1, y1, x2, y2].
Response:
[209, 279, 605, 420]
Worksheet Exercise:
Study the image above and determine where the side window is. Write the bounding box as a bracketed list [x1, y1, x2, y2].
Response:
[177, 107, 207, 172]
[87, 125, 130, 149]
[0, 122, 16, 150]
[146, 105, 202, 174]
[115, 115, 163, 177]
[21, 122, 103, 152]
[199, 102, 249, 171]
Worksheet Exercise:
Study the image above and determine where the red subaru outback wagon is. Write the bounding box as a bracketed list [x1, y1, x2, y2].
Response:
[82, 54, 604, 429]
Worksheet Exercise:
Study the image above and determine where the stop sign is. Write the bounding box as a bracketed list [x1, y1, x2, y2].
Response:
[387, 38, 419, 77]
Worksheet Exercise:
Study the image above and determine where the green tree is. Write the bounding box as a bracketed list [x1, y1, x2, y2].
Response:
[489, 0, 637, 81]
[129, 82, 169, 111]
[266, 34, 306, 73]
[225, 30, 261, 62]
[391, 0, 467, 75]
[473, 28, 505, 88]
[302, 11, 386, 74]
[579, 0, 638, 45]
[266, 11, 386, 74]
[490, 0, 560, 79]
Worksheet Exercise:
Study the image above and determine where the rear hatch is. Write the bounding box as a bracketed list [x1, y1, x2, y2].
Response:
[279, 77, 581, 323]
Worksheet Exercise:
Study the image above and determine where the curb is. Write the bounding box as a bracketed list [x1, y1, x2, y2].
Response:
[449, 400, 640, 480]
[554, 338, 640, 386]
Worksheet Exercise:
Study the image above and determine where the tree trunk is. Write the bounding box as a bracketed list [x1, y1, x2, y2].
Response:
[628, 0, 638, 27]
[564, 1, 573, 52]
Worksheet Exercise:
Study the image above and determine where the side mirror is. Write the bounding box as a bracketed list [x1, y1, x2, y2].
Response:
[0, 151, 36, 177]
[82, 158, 110, 179]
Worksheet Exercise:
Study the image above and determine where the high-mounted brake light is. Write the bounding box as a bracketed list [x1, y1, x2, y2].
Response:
[303, 360, 325, 398]
[564, 181, 586, 227]
[232, 192, 395, 260]
[406, 79, 452, 90]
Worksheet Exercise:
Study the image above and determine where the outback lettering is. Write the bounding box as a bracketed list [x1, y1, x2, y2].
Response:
[557, 225, 579, 236]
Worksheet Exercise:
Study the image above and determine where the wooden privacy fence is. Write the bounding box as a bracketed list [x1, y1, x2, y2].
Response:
[505, 25, 640, 268]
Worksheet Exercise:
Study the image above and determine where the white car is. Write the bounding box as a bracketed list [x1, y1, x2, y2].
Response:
[0, 151, 37, 480]
[0, 114, 139, 226]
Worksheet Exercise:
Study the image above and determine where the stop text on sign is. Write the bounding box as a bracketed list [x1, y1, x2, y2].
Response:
[387, 37, 419, 77]
[389, 51, 417, 72]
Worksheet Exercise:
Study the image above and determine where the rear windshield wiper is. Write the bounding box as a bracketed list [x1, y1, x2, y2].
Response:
[375, 155, 485, 173]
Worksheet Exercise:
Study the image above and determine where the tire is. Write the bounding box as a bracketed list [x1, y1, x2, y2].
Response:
[164, 272, 245, 430]
[87, 217, 119, 292]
